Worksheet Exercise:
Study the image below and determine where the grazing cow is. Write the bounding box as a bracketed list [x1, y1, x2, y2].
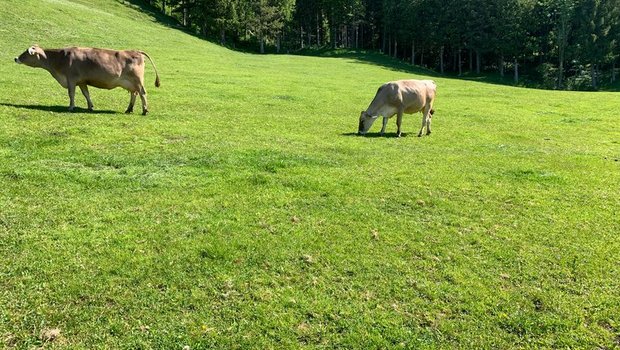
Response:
[14, 45, 160, 115]
[358, 79, 436, 137]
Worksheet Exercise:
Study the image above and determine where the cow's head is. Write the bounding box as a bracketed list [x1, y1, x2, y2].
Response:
[14, 45, 47, 66]
[358, 110, 377, 135]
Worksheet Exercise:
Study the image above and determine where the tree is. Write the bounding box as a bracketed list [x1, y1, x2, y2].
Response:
[574, 0, 618, 89]
[550, 0, 576, 88]
[248, 0, 295, 53]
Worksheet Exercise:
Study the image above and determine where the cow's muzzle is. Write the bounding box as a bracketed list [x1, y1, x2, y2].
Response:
[14, 57, 20, 64]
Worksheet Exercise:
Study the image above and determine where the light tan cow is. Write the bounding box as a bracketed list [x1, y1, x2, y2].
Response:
[358, 79, 436, 137]
[14, 45, 160, 115]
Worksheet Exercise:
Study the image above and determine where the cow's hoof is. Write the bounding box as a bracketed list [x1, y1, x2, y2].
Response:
[417, 133, 422, 137]
[142, 110, 148, 116]
[125, 109, 133, 114]
[396, 134, 402, 138]
[68, 107, 75, 112]
[88, 107, 94, 112]
[426, 131, 431, 135]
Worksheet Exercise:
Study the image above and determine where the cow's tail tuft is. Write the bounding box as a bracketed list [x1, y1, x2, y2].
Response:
[430, 108, 435, 115]
[140, 51, 161, 88]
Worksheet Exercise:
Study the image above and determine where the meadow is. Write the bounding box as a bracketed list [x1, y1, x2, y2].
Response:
[1, 0, 619, 348]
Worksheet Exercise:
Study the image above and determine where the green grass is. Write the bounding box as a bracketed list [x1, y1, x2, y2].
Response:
[1, 0, 620, 348]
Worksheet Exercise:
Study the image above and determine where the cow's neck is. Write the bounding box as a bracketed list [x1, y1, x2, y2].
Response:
[40, 49, 69, 88]
[364, 107, 379, 118]
[39, 49, 62, 71]
[366, 100, 383, 117]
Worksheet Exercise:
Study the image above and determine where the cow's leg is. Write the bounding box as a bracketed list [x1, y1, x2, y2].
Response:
[125, 91, 137, 114]
[380, 116, 388, 135]
[138, 85, 148, 116]
[418, 112, 427, 137]
[79, 85, 94, 111]
[424, 105, 432, 135]
[426, 113, 432, 135]
[67, 82, 76, 112]
[396, 109, 404, 137]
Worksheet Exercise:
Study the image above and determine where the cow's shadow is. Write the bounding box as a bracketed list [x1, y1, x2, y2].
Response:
[0, 102, 118, 114]
[341, 132, 411, 138]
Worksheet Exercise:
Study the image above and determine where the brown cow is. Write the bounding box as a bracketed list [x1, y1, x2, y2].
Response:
[14, 45, 160, 115]
[358, 79, 436, 137]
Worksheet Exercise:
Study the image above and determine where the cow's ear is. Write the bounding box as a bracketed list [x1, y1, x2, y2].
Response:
[28, 46, 36, 55]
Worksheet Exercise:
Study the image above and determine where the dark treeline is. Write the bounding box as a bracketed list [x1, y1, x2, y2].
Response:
[145, 0, 620, 90]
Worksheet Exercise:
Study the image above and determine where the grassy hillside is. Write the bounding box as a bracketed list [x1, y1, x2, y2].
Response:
[1, 0, 620, 348]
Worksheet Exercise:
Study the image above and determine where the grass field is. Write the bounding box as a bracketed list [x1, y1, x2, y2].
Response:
[1, 0, 620, 348]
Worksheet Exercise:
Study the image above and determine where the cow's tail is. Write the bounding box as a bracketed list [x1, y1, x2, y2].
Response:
[430, 108, 435, 115]
[140, 51, 161, 88]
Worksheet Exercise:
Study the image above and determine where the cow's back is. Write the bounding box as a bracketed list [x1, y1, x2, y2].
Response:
[397, 80, 435, 113]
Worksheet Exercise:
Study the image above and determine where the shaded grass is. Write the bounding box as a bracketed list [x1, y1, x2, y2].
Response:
[1, 0, 620, 349]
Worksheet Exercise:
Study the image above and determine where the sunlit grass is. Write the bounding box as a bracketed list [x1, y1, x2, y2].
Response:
[1, 0, 619, 348]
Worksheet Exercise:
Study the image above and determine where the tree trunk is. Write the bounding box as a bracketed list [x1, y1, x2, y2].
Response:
[452, 50, 456, 71]
[469, 49, 473, 71]
[558, 47, 565, 89]
[557, 5, 570, 89]
[371, 23, 375, 49]
[411, 40, 415, 65]
[612, 60, 617, 83]
[388, 34, 392, 57]
[260, 35, 265, 54]
[347, 26, 350, 48]
[514, 58, 519, 84]
[591, 64, 597, 89]
[220, 28, 226, 45]
[500, 56, 504, 77]
[277, 33, 281, 53]
[332, 13, 337, 49]
[458, 49, 462, 76]
[182, 0, 187, 27]
[355, 25, 359, 49]
[360, 24, 364, 49]
[382, 24, 386, 53]
[440, 46, 444, 74]
[394, 40, 398, 58]
[317, 12, 321, 46]
[300, 25, 304, 49]
[476, 50, 481, 74]
[420, 51, 424, 67]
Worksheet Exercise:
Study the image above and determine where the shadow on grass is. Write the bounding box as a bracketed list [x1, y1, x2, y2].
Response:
[117, 0, 259, 53]
[0, 103, 118, 114]
[117, 1, 620, 92]
[299, 48, 440, 78]
[292, 48, 620, 91]
[115, 1, 516, 89]
[295, 48, 552, 90]
[118, 0, 181, 28]
[341, 132, 412, 138]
